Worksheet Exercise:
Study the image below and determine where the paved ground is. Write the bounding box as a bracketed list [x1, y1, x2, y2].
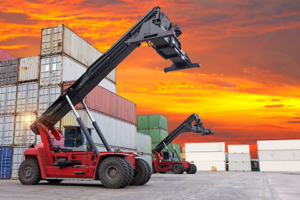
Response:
[0, 172, 299, 200]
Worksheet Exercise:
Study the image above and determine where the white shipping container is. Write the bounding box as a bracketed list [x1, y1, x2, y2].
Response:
[14, 113, 36, 146]
[18, 55, 40, 82]
[258, 150, 300, 161]
[16, 82, 38, 113]
[40, 55, 116, 93]
[229, 162, 251, 172]
[137, 132, 151, 154]
[185, 152, 226, 161]
[60, 110, 137, 151]
[0, 115, 14, 146]
[11, 147, 27, 179]
[38, 86, 61, 117]
[259, 161, 300, 172]
[229, 153, 251, 162]
[40, 24, 116, 83]
[0, 85, 16, 114]
[192, 161, 226, 171]
[185, 142, 225, 153]
[257, 140, 300, 151]
[228, 145, 250, 154]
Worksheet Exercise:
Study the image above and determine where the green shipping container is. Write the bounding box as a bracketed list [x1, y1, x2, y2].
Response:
[137, 114, 168, 130]
[151, 143, 181, 160]
[137, 128, 168, 144]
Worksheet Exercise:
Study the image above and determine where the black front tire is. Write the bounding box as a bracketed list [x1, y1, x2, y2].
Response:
[47, 180, 63, 184]
[130, 159, 150, 185]
[98, 157, 131, 189]
[138, 159, 151, 184]
[172, 164, 185, 174]
[19, 159, 41, 185]
[186, 164, 197, 174]
[123, 159, 134, 186]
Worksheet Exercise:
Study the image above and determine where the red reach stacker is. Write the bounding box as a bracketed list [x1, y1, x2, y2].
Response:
[18, 6, 201, 188]
[152, 114, 214, 174]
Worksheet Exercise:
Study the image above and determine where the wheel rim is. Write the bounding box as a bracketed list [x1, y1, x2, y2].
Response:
[24, 166, 33, 179]
[106, 166, 118, 180]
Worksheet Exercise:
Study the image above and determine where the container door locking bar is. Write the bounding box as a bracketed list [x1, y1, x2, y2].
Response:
[65, 95, 100, 157]
[81, 100, 112, 152]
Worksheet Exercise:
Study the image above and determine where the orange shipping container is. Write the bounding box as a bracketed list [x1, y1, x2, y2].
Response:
[62, 81, 137, 125]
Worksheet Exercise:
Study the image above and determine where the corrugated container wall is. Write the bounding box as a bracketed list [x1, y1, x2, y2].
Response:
[18, 56, 40, 82]
[0, 59, 18, 85]
[0, 49, 17, 62]
[185, 142, 225, 153]
[137, 114, 168, 130]
[228, 145, 250, 154]
[40, 24, 116, 83]
[16, 82, 38, 113]
[11, 147, 27, 179]
[186, 152, 226, 161]
[138, 129, 168, 143]
[14, 113, 37, 146]
[60, 110, 137, 151]
[137, 133, 152, 169]
[38, 86, 61, 117]
[40, 56, 116, 93]
[0, 115, 14, 146]
[0, 147, 12, 179]
[258, 150, 300, 161]
[0, 85, 16, 115]
[257, 140, 300, 151]
[62, 81, 135, 124]
[259, 161, 300, 172]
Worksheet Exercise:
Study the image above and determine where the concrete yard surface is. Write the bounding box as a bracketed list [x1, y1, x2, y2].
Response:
[0, 172, 299, 200]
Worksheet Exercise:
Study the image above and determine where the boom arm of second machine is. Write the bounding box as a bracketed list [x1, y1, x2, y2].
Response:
[30, 6, 201, 134]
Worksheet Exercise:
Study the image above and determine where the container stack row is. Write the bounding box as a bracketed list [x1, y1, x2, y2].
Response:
[0, 24, 138, 179]
[137, 114, 180, 160]
[228, 145, 251, 172]
[258, 140, 300, 172]
[185, 142, 226, 171]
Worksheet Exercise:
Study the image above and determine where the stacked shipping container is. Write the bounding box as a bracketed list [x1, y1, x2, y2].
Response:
[257, 140, 300, 172]
[137, 114, 180, 160]
[228, 145, 251, 172]
[136, 132, 152, 169]
[185, 142, 226, 171]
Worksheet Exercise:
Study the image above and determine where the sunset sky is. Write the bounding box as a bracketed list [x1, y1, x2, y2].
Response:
[1, 0, 300, 158]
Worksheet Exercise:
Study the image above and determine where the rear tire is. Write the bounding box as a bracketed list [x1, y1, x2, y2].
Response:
[172, 164, 185, 174]
[98, 157, 131, 189]
[19, 159, 41, 185]
[130, 159, 149, 185]
[186, 164, 197, 174]
[47, 180, 63, 184]
[138, 159, 151, 184]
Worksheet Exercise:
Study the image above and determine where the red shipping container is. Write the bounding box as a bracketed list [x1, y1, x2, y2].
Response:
[62, 81, 137, 125]
[0, 49, 17, 61]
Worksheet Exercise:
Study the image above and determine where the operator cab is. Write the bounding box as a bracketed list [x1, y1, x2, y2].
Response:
[63, 126, 93, 152]
[163, 152, 175, 161]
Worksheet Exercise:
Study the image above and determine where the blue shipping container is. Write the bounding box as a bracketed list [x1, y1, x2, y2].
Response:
[0, 146, 12, 179]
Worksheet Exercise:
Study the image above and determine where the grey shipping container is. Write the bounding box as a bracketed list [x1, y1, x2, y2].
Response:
[39, 55, 116, 93]
[40, 24, 116, 83]
[11, 147, 27, 179]
[0, 59, 18, 85]
[0, 115, 14, 146]
[18, 56, 40, 82]
[14, 113, 37, 146]
[60, 110, 137, 151]
[16, 82, 38, 113]
[0, 85, 17, 115]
